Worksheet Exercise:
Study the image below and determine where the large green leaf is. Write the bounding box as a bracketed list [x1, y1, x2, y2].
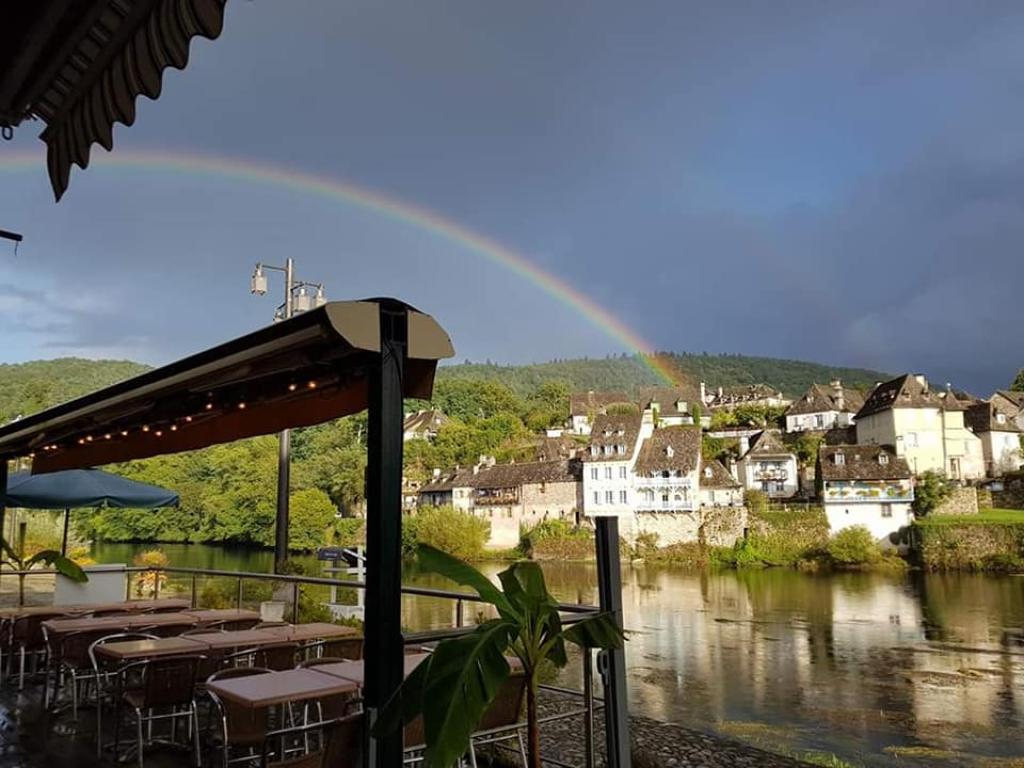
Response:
[497, 560, 555, 615]
[562, 611, 625, 650]
[418, 545, 517, 619]
[421, 620, 517, 768]
[25, 550, 88, 583]
[0, 537, 22, 565]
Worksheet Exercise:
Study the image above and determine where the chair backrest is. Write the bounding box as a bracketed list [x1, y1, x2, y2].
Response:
[222, 618, 260, 631]
[253, 621, 289, 630]
[260, 714, 363, 768]
[254, 642, 299, 671]
[320, 637, 363, 661]
[208, 667, 272, 747]
[478, 671, 527, 731]
[148, 621, 198, 638]
[138, 655, 202, 707]
[15, 612, 67, 647]
[62, 628, 124, 668]
[297, 656, 348, 669]
[143, 605, 185, 614]
[88, 632, 159, 672]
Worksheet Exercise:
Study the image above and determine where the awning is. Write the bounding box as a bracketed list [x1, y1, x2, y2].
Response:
[5, 468, 179, 509]
[0, 0, 228, 200]
[0, 299, 454, 471]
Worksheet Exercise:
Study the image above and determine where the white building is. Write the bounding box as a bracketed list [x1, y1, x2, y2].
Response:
[784, 380, 865, 433]
[637, 385, 708, 427]
[819, 444, 914, 543]
[966, 400, 1023, 476]
[568, 391, 631, 435]
[632, 425, 702, 513]
[581, 412, 646, 517]
[736, 430, 799, 498]
[854, 374, 985, 481]
[704, 383, 790, 410]
[699, 459, 744, 507]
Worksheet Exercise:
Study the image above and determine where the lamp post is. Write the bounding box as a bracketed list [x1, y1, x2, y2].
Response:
[249, 258, 327, 571]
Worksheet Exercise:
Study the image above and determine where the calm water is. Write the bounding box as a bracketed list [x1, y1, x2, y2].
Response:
[92, 542, 1024, 766]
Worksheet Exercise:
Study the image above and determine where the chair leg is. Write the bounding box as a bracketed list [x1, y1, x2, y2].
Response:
[468, 742, 478, 768]
[516, 731, 528, 767]
[136, 708, 145, 768]
[192, 704, 202, 768]
[18, 646, 25, 690]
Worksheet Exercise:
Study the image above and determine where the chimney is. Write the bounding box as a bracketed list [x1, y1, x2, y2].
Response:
[432, 468, 441, 478]
[738, 435, 750, 456]
[700, 381, 707, 404]
[831, 379, 844, 411]
[727, 456, 738, 481]
[717, 386, 724, 398]
[913, 374, 928, 392]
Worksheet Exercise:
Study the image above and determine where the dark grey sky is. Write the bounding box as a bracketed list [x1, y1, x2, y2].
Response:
[1, 1, 1022, 394]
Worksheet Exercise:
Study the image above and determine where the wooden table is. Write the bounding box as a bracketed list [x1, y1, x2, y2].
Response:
[180, 628, 293, 651]
[309, 653, 431, 686]
[92, 636, 209, 662]
[0, 598, 189, 621]
[206, 668, 358, 709]
[276, 623, 360, 642]
[42, 611, 198, 637]
[181, 608, 260, 626]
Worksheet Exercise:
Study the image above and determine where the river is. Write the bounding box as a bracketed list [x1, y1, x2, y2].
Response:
[92, 542, 1024, 767]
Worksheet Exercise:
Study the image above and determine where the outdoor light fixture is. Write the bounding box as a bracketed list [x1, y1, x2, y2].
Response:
[294, 286, 314, 313]
[314, 285, 327, 308]
[250, 264, 268, 295]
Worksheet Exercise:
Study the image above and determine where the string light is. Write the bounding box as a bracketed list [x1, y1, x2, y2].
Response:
[104, 433, 112, 440]
[185, 416, 193, 423]
[77, 438, 85, 445]
[85, 435, 94, 442]
[237, 402, 247, 410]
[121, 430, 129, 437]
[205, 403, 214, 411]
[154, 430, 163, 437]
[288, 383, 298, 392]
[307, 380, 317, 389]
[142, 425, 150, 432]
[170, 425, 178, 432]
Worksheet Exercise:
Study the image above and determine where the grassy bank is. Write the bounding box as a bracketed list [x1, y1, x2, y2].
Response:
[914, 509, 1024, 571]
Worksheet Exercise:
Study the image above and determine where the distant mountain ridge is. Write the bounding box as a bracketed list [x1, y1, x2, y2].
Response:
[437, 353, 890, 399]
[0, 353, 890, 424]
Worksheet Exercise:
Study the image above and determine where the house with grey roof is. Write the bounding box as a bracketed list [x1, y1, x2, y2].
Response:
[966, 400, 1023, 476]
[704, 383, 790, 410]
[818, 444, 913, 543]
[632, 426, 702, 513]
[736, 429, 799, 498]
[637, 384, 707, 427]
[568, 390, 633, 435]
[403, 409, 448, 442]
[991, 390, 1024, 431]
[785, 380, 866, 433]
[581, 412, 646, 518]
[699, 459, 743, 508]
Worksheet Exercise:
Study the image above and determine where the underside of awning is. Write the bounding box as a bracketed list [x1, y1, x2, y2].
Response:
[0, 299, 453, 472]
[0, 0, 228, 200]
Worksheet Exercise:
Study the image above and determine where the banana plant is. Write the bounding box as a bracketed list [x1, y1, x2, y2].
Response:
[378, 544, 625, 768]
[1, 537, 87, 606]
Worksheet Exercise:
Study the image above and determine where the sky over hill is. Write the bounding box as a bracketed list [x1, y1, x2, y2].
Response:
[1, 2, 1022, 394]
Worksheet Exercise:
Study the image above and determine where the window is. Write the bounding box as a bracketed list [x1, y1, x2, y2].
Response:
[619, 466, 627, 479]
[815, 414, 824, 428]
[604, 466, 613, 480]
[906, 432, 918, 448]
[878, 454, 889, 465]
[881, 503, 892, 519]
[997, 413, 1007, 424]
[662, 493, 670, 503]
[619, 490, 628, 504]
[704, 467, 713, 478]
[665, 445, 675, 458]
[774, 481, 785, 493]
[834, 453, 845, 466]
[616, 444, 625, 455]
[662, 470, 670, 479]
[593, 491, 600, 505]
[590, 467, 598, 480]
[605, 491, 614, 504]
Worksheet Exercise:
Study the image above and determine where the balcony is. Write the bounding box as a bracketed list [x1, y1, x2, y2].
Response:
[635, 500, 697, 512]
[635, 476, 693, 488]
[753, 468, 789, 481]
[474, 491, 518, 506]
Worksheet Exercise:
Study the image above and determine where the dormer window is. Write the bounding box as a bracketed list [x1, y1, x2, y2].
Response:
[676, 400, 686, 412]
[590, 446, 598, 457]
[704, 467, 713, 478]
[665, 445, 674, 458]
[879, 454, 889, 465]
[616, 444, 626, 455]
[997, 413, 1007, 424]
[617, 428, 625, 436]
[834, 453, 845, 466]
[603, 429, 612, 437]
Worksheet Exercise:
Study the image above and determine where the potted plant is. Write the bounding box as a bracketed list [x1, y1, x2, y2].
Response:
[378, 544, 624, 768]
[1, 537, 87, 606]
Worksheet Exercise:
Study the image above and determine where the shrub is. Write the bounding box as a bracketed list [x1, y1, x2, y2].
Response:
[404, 506, 489, 560]
[912, 470, 953, 516]
[826, 526, 881, 565]
[333, 517, 366, 547]
[132, 549, 169, 597]
[521, 519, 594, 561]
[288, 488, 337, 551]
[744, 489, 768, 515]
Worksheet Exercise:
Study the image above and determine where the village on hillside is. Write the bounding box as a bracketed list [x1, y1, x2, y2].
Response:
[405, 375, 1024, 549]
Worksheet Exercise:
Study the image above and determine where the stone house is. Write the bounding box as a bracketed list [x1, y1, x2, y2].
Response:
[785, 380, 865, 433]
[736, 429, 799, 498]
[581, 412, 645, 518]
[699, 459, 744, 507]
[632, 425, 702, 513]
[819, 444, 914, 543]
[416, 468, 475, 510]
[991, 390, 1024, 431]
[468, 459, 582, 526]
[637, 384, 707, 427]
[854, 374, 985, 481]
[402, 409, 448, 442]
[965, 400, 1023, 476]
[704, 383, 790, 410]
[568, 390, 632, 435]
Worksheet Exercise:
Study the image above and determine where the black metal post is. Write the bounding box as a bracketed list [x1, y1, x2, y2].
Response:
[61, 508, 70, 556]
[274, 428, 291, 572]
[364, 304, 407, 768]
[0, 459, 6, 588]
[595, 516, 631, 768]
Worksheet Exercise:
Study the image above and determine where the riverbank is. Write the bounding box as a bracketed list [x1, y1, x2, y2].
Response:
[913, 510, 1024, 571]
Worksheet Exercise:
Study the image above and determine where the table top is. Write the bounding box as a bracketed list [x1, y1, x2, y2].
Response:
[309, 653, 430, 686]
[42, 612, 198, 635]
[93, 636, 208, 662]
[181, 627, 294, 651]
[181, 609, 260, 624]
[276, 622, 360, 642]
[206, 668, 358, 709]
[0, 598, 190, 621]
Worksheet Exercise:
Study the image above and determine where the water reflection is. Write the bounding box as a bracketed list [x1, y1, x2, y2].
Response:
[92, 543, 1024, 765]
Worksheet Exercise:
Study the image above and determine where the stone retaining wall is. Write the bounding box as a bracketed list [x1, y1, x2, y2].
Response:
[992, 474, 1024, 510]
[932, 486, 979, 516]
[700, 506, 748, 548]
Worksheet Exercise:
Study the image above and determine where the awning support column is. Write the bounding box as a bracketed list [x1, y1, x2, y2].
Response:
[364, 303, 407, 768]
[595, 516, 631, 768]
[61, 508, 70, 556]
[0, 459, 7, 586]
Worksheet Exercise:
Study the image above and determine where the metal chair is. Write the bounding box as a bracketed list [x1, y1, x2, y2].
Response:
[147, 620, 199, 638]
[252, 643, 300, 672]
[468, 671, 528, 767]
[205, 667, 273, 767]
[302, 636, 363, 661]
[12, 610, 66, 689]
[45, 627, 120, 717]
[88, 607, 134, 618]
[113, 654, 204, 768]
[259, 713, 363, 768]
[142, 605, 188, 614]
[89, 632, 159, 758]
[296, 658, 358, 721]
[253, 621, 290, 630]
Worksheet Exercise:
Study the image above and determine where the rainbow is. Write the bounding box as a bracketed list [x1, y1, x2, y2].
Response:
[0, 147, 680, 384]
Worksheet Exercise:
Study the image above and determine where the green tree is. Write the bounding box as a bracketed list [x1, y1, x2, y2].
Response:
[377, 546, 624, 768]
[403, 506, 489, 560]
[288, 488, 337, 551]
[432, 378, 524, 422]
[1011, 369, 1024, 392]
[826, 526, 881, 565]
[912, 470, 953, 516]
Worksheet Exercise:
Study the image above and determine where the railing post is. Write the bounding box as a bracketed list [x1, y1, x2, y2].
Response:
[595, 515, 631, 768]
[236, 577, 243, 610]
[153, 568, 160, 600]
[292, 582, 300, 624]
[190, 574, 198, 608]
[583, 648, 595, 768]
[455, 599, 464, 628]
